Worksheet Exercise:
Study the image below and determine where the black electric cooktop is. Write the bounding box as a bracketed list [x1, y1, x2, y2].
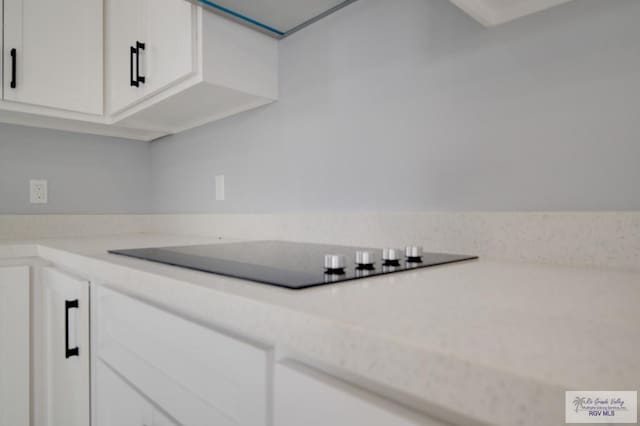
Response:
[109, 241, 477, 290]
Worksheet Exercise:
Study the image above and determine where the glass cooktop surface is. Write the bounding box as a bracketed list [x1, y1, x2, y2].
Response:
[109, 241, 477, 290]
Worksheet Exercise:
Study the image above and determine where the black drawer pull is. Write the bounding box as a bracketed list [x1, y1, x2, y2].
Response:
[135, 41, 146, 85]
[10, 48, 17, 89]
[65, 299, 80, 359]
[130, 46, 139, 87]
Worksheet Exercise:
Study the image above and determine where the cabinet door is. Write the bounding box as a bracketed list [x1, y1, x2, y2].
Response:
[105, 0, 146, 114]
[0, 266, 30, 426]
[3, 0, 103, 114]
[42, 267, 90, 426]
[275, 361, 449, 426]
[142, 0, 197, 96]
[106, 0, 196, 115]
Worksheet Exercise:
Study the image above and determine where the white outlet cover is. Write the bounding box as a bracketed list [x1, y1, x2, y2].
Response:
[30, 180, 48, 204]
[215, 175, 225, 201]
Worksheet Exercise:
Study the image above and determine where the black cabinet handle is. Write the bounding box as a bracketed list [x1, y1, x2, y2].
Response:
[65, 299, 80, 359]
[10, 48, 17, 89]
[130, 46, 139, 87]
[135, 41, 146, 85]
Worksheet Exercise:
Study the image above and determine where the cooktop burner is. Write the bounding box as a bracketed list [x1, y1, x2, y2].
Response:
[109, 241, 477, 290]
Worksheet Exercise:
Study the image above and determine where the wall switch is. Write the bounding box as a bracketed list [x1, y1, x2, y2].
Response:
[215, 175, 225, 201]
[30, 180, 48, 204]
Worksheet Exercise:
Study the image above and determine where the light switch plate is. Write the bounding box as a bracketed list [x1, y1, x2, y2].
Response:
[215, 175, 225, 201]
[30, 180, 48, 204]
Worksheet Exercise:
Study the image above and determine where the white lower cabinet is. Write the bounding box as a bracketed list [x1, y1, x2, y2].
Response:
[93, 285, 450, 426]
[41, 267, 90, 426]
[0, 266, 30, 426]
[1, 261, 453, 426]
[94, 286, 270, 426]
[274, 361, 450, 426]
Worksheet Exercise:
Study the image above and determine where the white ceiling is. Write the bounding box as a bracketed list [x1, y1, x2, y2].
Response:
[449, 0, 575, 26]
[206, 0, 347, 33]
[197, 0, 575, 37]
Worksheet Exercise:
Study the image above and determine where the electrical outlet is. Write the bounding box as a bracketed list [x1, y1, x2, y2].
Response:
[215, 175, 225, 201]
[30, 180, 48, 204]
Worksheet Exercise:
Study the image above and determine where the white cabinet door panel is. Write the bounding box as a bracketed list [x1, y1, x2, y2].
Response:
[3, 0, 103, 113]
[0, 266, 30, 426]
[106, 0, 196, 115]
[142, 0, 197, 96]
[105, 0, 146, 114]
[42, 267, 90, 426]
[275, 361, 450, 426]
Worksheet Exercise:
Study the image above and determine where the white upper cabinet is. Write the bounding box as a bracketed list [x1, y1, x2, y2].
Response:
[142, 0, 197, 99]
[0, 0, 278, 140]
[105, 0, 197, 114]
[107, 2, 279, 135]
[2, 0, 103, 114]
[104, 0, 146, 114]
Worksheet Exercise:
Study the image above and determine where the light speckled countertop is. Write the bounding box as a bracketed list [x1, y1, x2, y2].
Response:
[2, 234, 638, 426]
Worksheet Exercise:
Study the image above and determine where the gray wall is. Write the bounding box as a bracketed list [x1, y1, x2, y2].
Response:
[0, 124, 151, 214]
[2, 0, 639, 215]
[151, 0, 640, 213]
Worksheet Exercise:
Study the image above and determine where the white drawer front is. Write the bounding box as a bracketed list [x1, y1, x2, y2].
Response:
[275, 361, 449, 426]
[95, 286, 269, 426]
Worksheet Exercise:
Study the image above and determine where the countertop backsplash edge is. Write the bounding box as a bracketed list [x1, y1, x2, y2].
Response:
[0, 212, 637, 271]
